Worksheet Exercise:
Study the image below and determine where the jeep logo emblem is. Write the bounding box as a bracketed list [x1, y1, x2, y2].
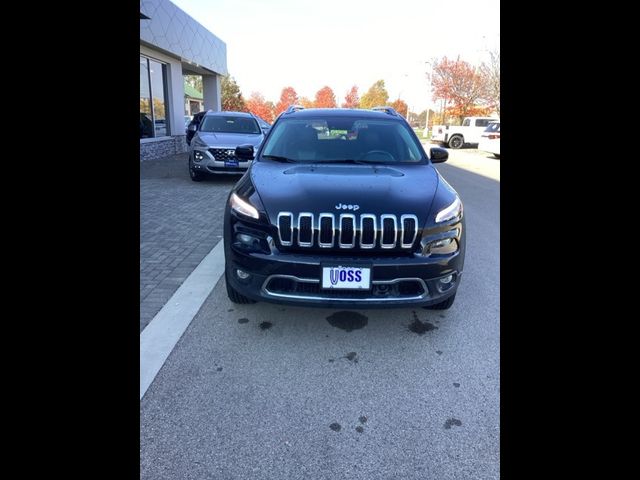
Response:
[335, 203, 360, 211]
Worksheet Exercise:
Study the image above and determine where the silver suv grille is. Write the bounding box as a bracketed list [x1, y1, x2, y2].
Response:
[276, 212, 418, 250]
[208, 148, 236, 161]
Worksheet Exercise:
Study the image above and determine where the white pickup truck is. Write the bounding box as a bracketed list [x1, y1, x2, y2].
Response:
[431, 116, 499, 149]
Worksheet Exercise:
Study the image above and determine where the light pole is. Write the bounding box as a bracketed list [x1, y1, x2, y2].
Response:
[425, 61, 433, 136]
[399, 74, 409, 119]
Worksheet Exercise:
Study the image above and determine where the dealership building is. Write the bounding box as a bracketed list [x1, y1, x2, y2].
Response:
[140, 0, 227, 161]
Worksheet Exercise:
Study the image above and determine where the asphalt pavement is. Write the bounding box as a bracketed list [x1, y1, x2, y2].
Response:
[140, 147, 500, 479]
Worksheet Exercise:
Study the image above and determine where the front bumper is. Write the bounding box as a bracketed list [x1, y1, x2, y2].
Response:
[225, 245, 463, 309]
[191, 147, 251, 174]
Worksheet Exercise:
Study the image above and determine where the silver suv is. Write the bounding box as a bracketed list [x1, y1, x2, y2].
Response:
[188, 111, 265, 181]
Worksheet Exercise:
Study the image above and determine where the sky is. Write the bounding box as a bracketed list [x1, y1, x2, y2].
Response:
[170, 0, 499, 113]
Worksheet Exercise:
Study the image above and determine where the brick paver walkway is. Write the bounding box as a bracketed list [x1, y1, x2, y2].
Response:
[140, 153, 240, 331]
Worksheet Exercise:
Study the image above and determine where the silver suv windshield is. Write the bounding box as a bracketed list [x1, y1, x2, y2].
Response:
[260, 116, 426, 164]
[200, 115, 261, 135]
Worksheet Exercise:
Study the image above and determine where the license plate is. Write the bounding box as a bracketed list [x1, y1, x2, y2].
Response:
[225, 159, 239, 167]
[321, 266, 371, 290]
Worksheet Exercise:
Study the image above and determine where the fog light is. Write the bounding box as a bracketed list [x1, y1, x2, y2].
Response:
[440, 274, 453, 284]
[194, 151, 205, 162]
[237, 234, 254, 244]
[236, 269, 250, 279]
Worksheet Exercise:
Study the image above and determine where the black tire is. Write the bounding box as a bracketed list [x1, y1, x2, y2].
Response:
[225, 271, 256, 304]
[189, 165, 204, 182]
[426, 293, 456, 310]
[448, 135, 464, 149]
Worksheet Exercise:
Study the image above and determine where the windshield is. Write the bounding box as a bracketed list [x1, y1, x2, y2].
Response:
[260, 116, 425, 163]
[200, 115, 261, 134]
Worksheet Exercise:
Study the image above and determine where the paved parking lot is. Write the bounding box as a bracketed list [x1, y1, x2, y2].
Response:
[140, 148, 500, 479]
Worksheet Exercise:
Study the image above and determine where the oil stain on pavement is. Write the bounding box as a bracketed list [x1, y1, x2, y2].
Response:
[329, 422, 341, 432]
[259, 321, 272, 330]
[444, 418, 462, 429]
[326, 311, 368, 332]
[238, 318, 249, 324]
[343, 352, 358, 363]
[408, 311, 438, 335]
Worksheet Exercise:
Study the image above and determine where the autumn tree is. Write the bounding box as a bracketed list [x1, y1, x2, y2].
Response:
[408, 109, 436, 128]
[275, 87, 299, 116]
[342, 86, 360, 108]
[298, 97, 314, 108]
[480, 50, 500, 116]
[431, 56, 489, 123]
[390, 99, 408, 118]
[360, 80, 389, 109]
[246, 92, 275, 123]
[314, 86, 337, 108]
[221, 75, 247, 111]
[184, 75, 203, 93]
[445, 104, 493, 120]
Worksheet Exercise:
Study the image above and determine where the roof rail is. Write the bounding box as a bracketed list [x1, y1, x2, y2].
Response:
[284, 105, 305, 114]
[371, 106, 399, 116]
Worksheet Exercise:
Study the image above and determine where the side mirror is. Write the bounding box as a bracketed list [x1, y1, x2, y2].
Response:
[430, 147, 448, 163]
[235, 144, 255, 160]
[187, 124, 198, 132]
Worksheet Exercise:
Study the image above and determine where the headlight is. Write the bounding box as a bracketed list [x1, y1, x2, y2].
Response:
[230, 192, 259, 219]
[435, 196, 463, 223]
[425, 237, 458, 255]
[193, 151, 205, 162]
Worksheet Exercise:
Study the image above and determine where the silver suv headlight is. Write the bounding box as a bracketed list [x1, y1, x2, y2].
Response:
[230, 192, 259, 219]
[435, 196, 463, 223]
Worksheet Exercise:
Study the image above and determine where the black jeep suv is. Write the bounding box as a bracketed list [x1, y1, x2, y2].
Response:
[223, 106, 465, 309]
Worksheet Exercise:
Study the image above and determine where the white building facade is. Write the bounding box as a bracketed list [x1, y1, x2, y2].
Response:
[140, 0, 228, 161]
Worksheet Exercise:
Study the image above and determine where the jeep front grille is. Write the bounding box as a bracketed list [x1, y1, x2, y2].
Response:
[276, 212, 418, 250]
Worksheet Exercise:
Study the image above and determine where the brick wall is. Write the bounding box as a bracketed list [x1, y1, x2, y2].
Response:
[140, 136, 188, 162]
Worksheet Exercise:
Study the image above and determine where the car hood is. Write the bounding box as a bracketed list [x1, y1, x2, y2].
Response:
[251, 162, 440, 226]
[196, 131, 262, 148]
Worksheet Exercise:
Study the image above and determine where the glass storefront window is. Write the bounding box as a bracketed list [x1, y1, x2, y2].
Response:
[140, 57, 153, 138]
[149, 59, 168, 137]
[140, 55, 170, 139]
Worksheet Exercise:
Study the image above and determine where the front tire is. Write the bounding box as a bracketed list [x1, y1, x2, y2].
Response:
[225, 270, 256, 304]
[425, 293, 456, 310]
[189, 164, 204, 182]
[448, 135, 464, 149]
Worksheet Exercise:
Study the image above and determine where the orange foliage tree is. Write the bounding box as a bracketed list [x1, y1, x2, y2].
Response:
[314, 86, 337, 108]
[390, 99, 408, 118]
[342, 86, 360, 108]
[298, 97, 314, 108]
[275, 87, 299, 116]
[246, 92, 275, 123]
[432, 56, 489, 123]
[445, 104, 493, 120]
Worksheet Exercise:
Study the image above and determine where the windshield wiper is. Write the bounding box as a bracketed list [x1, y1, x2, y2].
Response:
[262, 155, 297, 163]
